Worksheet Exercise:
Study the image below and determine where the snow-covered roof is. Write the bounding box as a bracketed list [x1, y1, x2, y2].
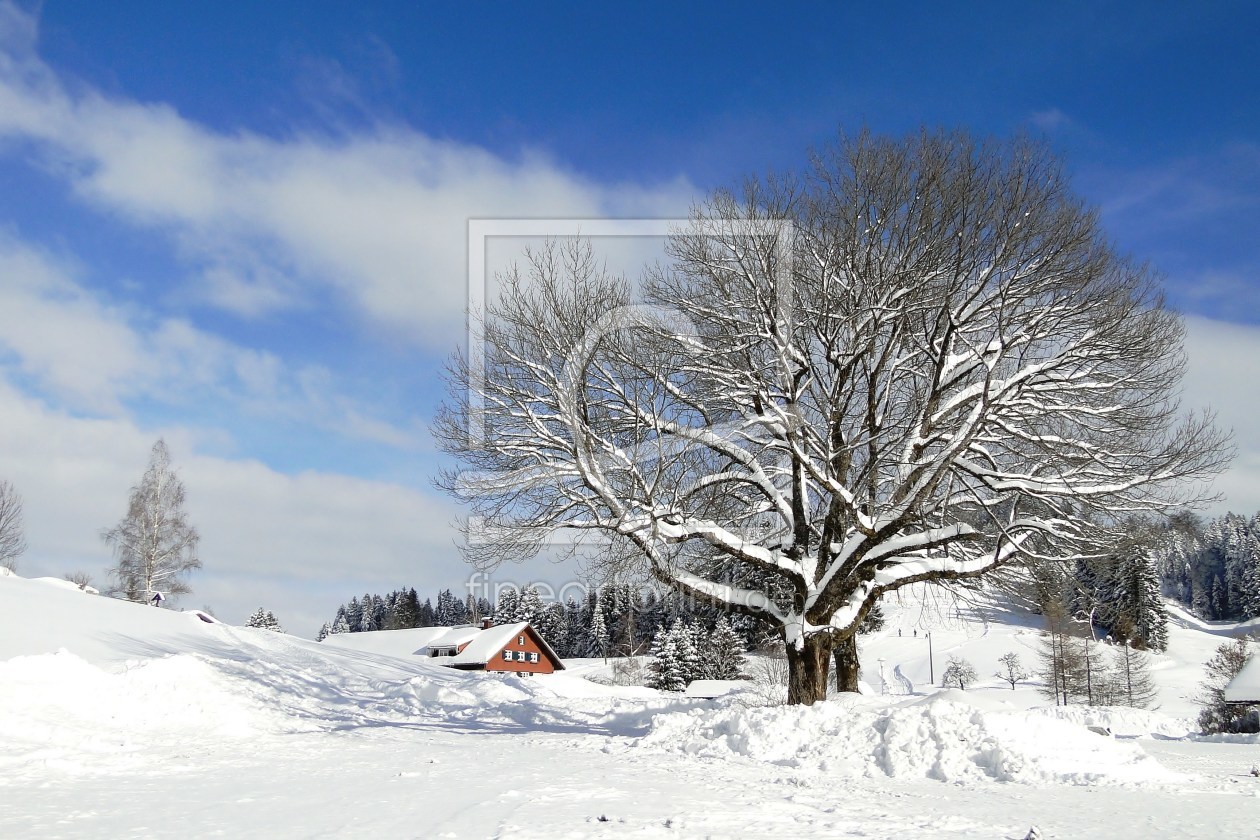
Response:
[322, 626, 454, 658]
[418, 625, 483, 653]
[683, 679, 750, 699]
[1223, 653, 1260, 703]
[447, 621, 564, 669]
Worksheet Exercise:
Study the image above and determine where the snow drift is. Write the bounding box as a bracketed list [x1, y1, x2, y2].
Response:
[639, 691, 1180, 786]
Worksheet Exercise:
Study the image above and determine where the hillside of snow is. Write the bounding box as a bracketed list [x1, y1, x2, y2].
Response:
[2, 572, 1258, 839]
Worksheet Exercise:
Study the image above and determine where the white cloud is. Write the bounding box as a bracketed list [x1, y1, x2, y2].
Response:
[0, 235, 143, 413]
[1027, 108, 1073, 132]
[0, 377, 466, 636]
[1182, 315, 1260, 516]
[0, 234, 423, 448]
[0, 5, 695, 347]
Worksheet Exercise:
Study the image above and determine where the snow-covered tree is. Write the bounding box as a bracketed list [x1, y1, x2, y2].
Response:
[1196, 637, 1257, 734]
[1074, 521, 1170, 651]
[0, 479, 27, 572]
[245, 608, 284, 633]
[646, 625, 686, 692]
[706, 616, 746, 680]
[437, 130, 1229, 704]
[535, 601, 567, 652]
[102, 440, 202, 602]
[316, 622, 331, 642]
[994, 651, 1028, 690]
[494, 587, 520, 626]
[330, 614, 350, 635]
[941, 656, 978, 690]
[674, 622, 703, 682]
[590, 605, 609, 659]
[517, 584, 544, 625]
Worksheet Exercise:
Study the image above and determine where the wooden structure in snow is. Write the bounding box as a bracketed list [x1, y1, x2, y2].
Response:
[418, 620, 565, 675]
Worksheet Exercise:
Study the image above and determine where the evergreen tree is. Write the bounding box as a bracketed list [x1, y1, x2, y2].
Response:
[590, 605, 609, 659]
[563, 596, 584, 658]
[679, 622, 705, 681]
[345, 596, 363, 632]
[417, 598, 435, 627]
[535, 601, 567, 652]
[316, 622, 331, 642]
[434, 589, 458, 625]
[330, 614, 350, 635]
[245, 608, 284, 633]
[707, 616, 746, 680]
[646, 625, 686, 692]
[517, 584, 544, 625]
[494, 587, 520, 625]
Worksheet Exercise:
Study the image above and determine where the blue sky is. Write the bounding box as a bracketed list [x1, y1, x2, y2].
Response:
[1, 1, 1257, 635]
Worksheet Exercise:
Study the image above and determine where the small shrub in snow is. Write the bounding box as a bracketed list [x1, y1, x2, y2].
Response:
[941, 656, 978, 690]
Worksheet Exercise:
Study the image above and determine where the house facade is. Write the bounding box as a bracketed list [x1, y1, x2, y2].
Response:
[419, 620, 564, 675]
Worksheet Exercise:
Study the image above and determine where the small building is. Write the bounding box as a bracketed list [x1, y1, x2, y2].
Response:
[1224, 654, 1260, 704]
[420, 619, 565, 675]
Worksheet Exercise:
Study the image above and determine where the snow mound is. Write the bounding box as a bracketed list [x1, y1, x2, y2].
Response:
[1036, 704, 1193, 739]
[639, 692, 1181, 786]
[0, 649, 287, 777]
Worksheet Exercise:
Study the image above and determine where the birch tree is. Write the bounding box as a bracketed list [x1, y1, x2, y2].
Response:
[437, 129, 1230, 704]
[0, 479, 27, 572]
[102, 439, 201, 601]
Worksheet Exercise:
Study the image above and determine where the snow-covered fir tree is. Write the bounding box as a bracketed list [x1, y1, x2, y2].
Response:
[245, 607, 284, 633]
[494, 587, 519, 626]
[705, 617, 746, 680]
[316, 622, 331, 642]
[517, 585, 544, 625]
[590, 606, 609, 659]
[645, 624, 686, 692]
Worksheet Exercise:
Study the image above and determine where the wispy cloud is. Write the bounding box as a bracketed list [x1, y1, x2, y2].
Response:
[0, 233, 424, 448]
[0, 4, 695, 345]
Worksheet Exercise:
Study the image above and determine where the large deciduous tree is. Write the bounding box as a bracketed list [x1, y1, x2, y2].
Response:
[436, 129, 1230, 704]
[103, 439, 202, 602]
[0, 479, 28, 572]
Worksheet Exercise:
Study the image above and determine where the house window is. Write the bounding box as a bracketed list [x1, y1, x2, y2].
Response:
[529, 652, 539, 663]
[502, 650, 512, 661]
[518, 635, 525, 646]
[515, 651, 526, 662]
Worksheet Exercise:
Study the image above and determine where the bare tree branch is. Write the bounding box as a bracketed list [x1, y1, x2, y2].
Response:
[435, 130, 1232, 704]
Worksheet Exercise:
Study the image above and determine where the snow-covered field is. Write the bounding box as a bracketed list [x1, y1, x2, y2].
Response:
[2, 571, 1257, 839]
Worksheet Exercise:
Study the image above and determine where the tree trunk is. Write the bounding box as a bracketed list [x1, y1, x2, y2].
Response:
[786, 634, 832, 705]
[832, 633, 861, 693]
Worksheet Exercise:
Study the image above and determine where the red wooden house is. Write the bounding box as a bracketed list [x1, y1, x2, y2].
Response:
[419, 619, 565, 675]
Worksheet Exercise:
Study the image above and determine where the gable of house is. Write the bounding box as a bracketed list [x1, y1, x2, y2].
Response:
[447, 622, 564, 674]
